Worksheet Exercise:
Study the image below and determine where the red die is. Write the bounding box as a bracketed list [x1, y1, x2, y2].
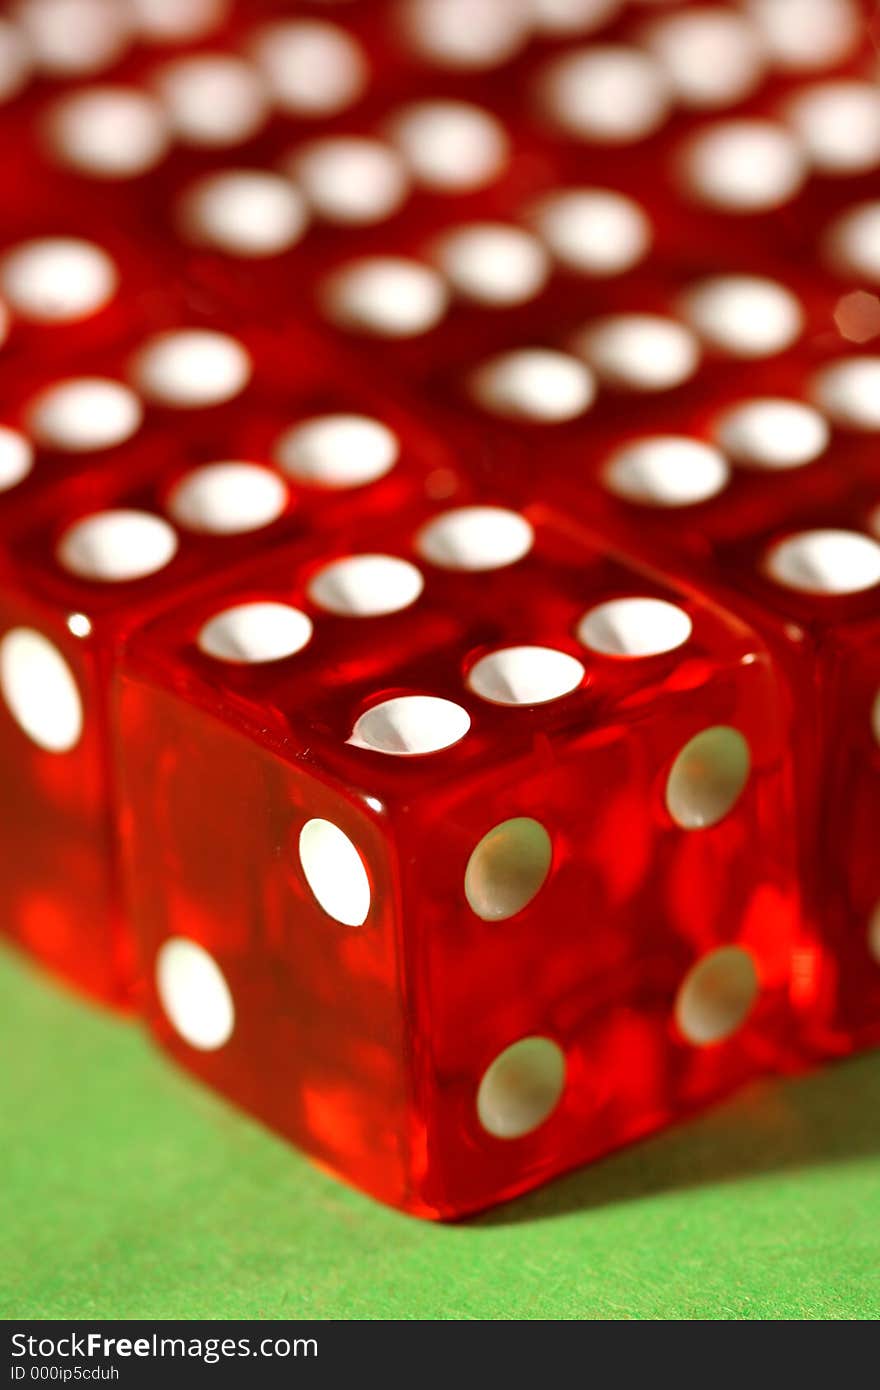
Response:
[115, 502, 805, 1216]
[0, 322, 458, 1004]
[0, 0, 878, 1221]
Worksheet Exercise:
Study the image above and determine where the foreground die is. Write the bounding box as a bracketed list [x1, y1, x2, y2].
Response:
[115, 503, 805, 1216]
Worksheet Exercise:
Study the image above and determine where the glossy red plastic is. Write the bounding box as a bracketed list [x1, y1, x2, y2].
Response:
[0, 0, 878, 1217]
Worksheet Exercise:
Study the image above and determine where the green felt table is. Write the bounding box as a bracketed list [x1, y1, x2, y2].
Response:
[3, 944, 880, 1321]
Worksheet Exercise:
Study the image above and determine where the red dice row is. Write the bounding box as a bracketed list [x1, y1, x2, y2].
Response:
[1, 0, 879, 1216]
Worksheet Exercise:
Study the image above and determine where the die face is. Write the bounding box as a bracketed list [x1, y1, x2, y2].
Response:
[0, 491, 186, 999]
[117, 681, 416, 1210]
[399, 626, 803, 1214]
[652, 506, 880, 1062]
[115, 501, 806, 1214]
[387, 327, 880, 578]
[0, 336, 455, 549]
[117, 500, 759, 791]
[0, 589, 128, 1000]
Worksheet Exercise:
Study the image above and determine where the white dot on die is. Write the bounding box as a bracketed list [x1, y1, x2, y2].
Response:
[476, 1036, 565, 1139]
[307, 554, 424, 617]
[431, 224, 549, 308]
[538, 44, 672, 144]
[0, 18, 32, 104]
[680, 119, 806, 212]
[132, 329, 251, 408]
[604, 436, 730, 507]
[679, 275, 803, 358]
[129, 0, 229, 43]
[0, 237, 117, 322]
[666, 726, 751, 830]
[470, 349, 595, 422]
[464, 817, 553, 922]
[641, 7, 767, 111]
[0, 427, 33, 493]
[386, 101, 508, 193]
[153, 54, 269, 148]
[403, 0, 530, 71]
[810, 358, 880, 432]
[675, 945, 758, 1045]
[299, 819, 371, 927]
[197, 601, 312, 664]
[577, 596, 692, 657]
[0, 627, 83, 753]
[785, 82, 880, 177]
[765, 529, 880, 594]
[322, 257, 449, 338]
[166, 463, 287, 535]
[248, 19, 367, 117]
[57, 509, 178, 582]
[572, 314, 700, 392]
[274, 414, 398, 490]
[745, 0, 860, 73]
[178, 170, 308, 259]
[529, 0, 623, 37]
[18, 0, 131, 77]
[527, 188, 652, 278]
[349, 695, 471, 756]
[467, 646, 584, 706]
[714, 398, 829, 470]
[825, 203, 880, 286]
[156, 937, 234, 1050]
[287, 137, 409, 226]
[416, 506, 534, 571]
[27, 377, 143, 452]
[46, 86, 170, 179]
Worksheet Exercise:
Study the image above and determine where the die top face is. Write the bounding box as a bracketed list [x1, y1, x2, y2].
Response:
[118, 499, 776, 802]
[0, 345, 468, 625]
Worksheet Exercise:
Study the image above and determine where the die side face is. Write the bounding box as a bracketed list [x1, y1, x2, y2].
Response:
[554, 488, 880, 1060]
[119, 686, 415, 1210]
[115, 506, 806, 1214]
[406, 644, 803, 1213]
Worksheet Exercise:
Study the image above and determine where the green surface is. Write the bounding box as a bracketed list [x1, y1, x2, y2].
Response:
[3, 945, 880, 1321]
